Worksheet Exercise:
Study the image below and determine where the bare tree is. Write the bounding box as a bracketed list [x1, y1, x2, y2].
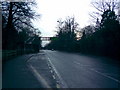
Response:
[2, 1, 41, 49]
[90, 0, 120, 23]
[2, 2, 40, 31]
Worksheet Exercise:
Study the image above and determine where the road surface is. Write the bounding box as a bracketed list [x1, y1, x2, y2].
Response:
[3, 53, 57, 88]
[44, 50, 120, 88]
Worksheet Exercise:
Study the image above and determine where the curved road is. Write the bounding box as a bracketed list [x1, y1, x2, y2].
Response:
[44, 50, 120, 88]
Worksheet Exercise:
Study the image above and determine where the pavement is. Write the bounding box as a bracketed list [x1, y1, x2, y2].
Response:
[44, 50, 120, 88]
[2, 50, 120, 88]
[2, 51, 58, 88]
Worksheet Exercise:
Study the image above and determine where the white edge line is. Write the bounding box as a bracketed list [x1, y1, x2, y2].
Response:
[90, 68, 120, 83]
[47, 57, 68, 88]
[74, 60, 120, 83]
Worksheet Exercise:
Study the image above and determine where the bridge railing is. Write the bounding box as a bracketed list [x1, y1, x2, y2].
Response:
[41, 37, 58, 41]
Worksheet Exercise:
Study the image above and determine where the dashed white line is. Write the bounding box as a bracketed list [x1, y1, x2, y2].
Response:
[74, 61, 91, 67]
[90, 68, 120, 83]
[74, 61, 81, 65]
[52, 75, 56, 80]
[47, 57, 68, 88]
[74, 61, 120, 83]
[50, 70, 53, 73]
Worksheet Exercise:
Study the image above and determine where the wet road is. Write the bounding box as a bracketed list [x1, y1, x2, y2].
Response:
[44, 50, 120, 88]
[2, 53, 56, 88]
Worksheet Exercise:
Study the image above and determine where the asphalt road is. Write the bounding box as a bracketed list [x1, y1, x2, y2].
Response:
[2, 53, 57, 88]
[2, 54, 42, 88]
[44, 50, 120, 88]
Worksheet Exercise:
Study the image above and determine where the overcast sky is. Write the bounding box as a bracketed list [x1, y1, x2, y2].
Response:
[32, 0, 96, 37]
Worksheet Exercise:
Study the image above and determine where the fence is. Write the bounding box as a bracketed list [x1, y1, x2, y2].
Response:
[2, 50, 18, 61]
[2, 49, 38, 61]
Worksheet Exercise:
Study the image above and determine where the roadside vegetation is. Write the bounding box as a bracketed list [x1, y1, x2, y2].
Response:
[2, 0, 120, 60]
[45, 0, 120, 60]
[2, 2, 41, 60]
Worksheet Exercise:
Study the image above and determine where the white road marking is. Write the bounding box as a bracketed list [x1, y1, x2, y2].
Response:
[45, 50, 120, 87]
[52, 75, 56, 80]
[50, 70, 53, 73]
[74, 61, 120, 83]
[74, 61, 81, 65]
[90, 68, 120, 83]
[47, 57, 68, 88]
[74, 61, 91, 67]
[56, 84, 60, 88]
[27, 64, 51, 88]
[49, 66, 51, 69]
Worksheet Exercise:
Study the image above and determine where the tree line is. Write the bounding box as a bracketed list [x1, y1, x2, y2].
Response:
[2, 2, 41, 53]
[45, 0, 120, 59]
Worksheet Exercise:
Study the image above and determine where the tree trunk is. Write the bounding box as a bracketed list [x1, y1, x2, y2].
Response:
[7, 2, 13, 29]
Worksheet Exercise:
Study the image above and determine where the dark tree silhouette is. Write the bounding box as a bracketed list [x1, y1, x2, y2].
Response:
[2, 2, 41, 51]
[78, 9, 120, 59]
[90, 0, 119, 23]
[45, 16, 79, 51]
[46, 10, 120, 60]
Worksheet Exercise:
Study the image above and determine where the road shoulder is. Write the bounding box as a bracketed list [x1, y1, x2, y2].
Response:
[2, 53, 57, 88]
